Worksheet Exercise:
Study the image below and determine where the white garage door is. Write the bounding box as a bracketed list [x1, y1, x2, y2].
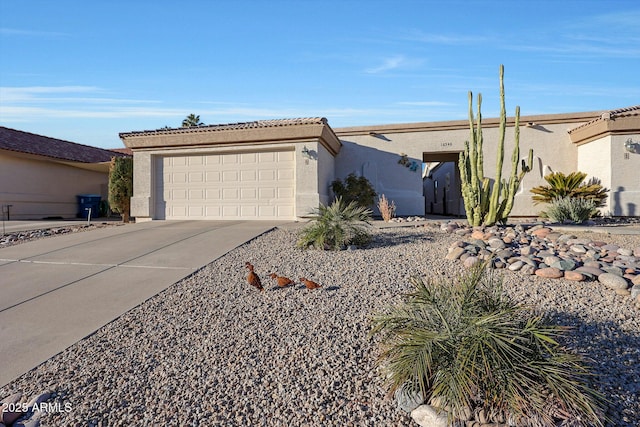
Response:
[156, 150, 295, 220]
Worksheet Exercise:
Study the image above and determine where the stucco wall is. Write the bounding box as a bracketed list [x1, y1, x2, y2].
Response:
[0, 151, 108, 220]
[577, 137, 612, 214]
[316, 142, 335, 207]
[610, 135, 640, 216]
[337, 120, 581, 217]
[335, 138, 425, 216]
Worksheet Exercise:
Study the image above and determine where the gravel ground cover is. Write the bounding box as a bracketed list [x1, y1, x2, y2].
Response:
[1, 224, 639, 426]
[0, 222, 123, 248]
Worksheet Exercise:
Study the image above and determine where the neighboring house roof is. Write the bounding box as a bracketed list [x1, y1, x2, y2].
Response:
[0, 126, 128, 163]
[119, 117, 329, 138]
[109, 147, 133, 156]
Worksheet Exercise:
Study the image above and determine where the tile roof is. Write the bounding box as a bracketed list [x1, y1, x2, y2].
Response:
[568, 105, 640, 134]
[119, 117, 328, 138]
[0, 126, 128, 163]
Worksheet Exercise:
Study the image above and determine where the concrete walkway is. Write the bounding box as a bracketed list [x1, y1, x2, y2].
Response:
[0, 220, 286, 387]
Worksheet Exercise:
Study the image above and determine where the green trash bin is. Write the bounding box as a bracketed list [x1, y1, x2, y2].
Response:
[77, 194, 101, 218]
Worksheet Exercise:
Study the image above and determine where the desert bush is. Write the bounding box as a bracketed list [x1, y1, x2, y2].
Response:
[531, 171, 608, 218]
[297, 198, 372, 250]
[330, 173, 376, 209]
[108, 156, 133, 222]
[377, 194, 396, 222]
[370, 265, 604, 426]
[545, 196, 597, 224]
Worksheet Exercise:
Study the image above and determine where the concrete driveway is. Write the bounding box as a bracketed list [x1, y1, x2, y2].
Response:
[0, 220, 286, 387]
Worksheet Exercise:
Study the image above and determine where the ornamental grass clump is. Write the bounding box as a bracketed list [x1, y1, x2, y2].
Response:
[370, 265, 605, 426]
[546, 196, 597, 224]
[297, 198, 372, 250]
[377, 194, 396, 222]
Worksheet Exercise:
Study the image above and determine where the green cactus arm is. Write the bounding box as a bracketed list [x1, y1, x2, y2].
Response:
[476, 93, 484, 182]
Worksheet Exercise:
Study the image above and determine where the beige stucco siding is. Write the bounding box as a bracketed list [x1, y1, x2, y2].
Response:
[577, 137, 612, 214]
[336, 120, 582, 217]
[610, 135, 640, 216]
[0, 151, 108, 220]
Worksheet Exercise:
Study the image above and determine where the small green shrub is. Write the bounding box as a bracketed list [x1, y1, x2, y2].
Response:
[370, 265, 604, 426]
[545, 196, 597, 224]
[108, 156, 133, 222]
[297, 198, 372, 250]
[330, 173, 376, 208]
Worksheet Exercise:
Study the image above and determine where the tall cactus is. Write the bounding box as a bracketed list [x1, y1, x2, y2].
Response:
[459, 65, 533, 226]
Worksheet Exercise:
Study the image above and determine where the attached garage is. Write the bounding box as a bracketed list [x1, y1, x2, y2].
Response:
[156, 150, 295, 220]
[119, 118, 341, 221]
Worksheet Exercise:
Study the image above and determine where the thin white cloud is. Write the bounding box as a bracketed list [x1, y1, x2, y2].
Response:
[364, 55, 426, 74]
[403, 30, 492, 45]
[0, 27, 68, 37]
[0, 86, 102, 102]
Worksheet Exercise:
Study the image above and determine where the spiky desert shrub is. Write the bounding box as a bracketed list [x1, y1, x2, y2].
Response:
[377, 194, 396, 222]
[370, 265, 604, 426]
[330, 173, 377, 209]
[545, 196, 597, 224]
[297, 198, 372, 250]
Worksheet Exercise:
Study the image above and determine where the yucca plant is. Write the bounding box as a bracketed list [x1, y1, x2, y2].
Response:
[297, 197, 372, 250]
[531, 171, 608, 209]
[370, 265, 605, 426]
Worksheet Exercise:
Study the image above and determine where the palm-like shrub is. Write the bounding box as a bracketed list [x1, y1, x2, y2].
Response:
[370, 265, 604, 426]
[531, 172, 608, 208]
[297, 198, 372, 250]
[546, 196, 597, 224]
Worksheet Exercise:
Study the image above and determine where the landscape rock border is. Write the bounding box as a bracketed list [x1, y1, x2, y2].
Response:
[440, 221, 640, 307]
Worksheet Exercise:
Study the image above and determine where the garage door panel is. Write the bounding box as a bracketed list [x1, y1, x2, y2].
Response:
[189, 206, 203, 216]
[188, 156, 203, 166]
[189, 172, 203, 182]
[277, 206, 294, 217]
[278, 151, 295, 162]
[206, 188, 221, 199]
[240, 153, 257, 164]
[278, 187, 294, 198]
[156, 151, 295, 220]
[241, 188, 257, 200]
[222, 155, 238, 165]
[222, 188, 239, 200]
[259, 188, 276, 198]
[258, 152, 275, 162]
[206, 171, 220, 182]
[222, 170, 238, 181]
[241, 170, 257, 181]
[278, 169, 294, 180]
[258, 170, 276, 181]
[189, 189, 204, 200]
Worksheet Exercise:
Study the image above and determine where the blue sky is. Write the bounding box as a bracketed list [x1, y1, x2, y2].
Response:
[1, 0, 639, 149]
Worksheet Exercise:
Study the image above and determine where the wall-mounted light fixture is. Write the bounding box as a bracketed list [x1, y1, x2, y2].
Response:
[624, 138, 638, 154]
[301, 146, 312, 160]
